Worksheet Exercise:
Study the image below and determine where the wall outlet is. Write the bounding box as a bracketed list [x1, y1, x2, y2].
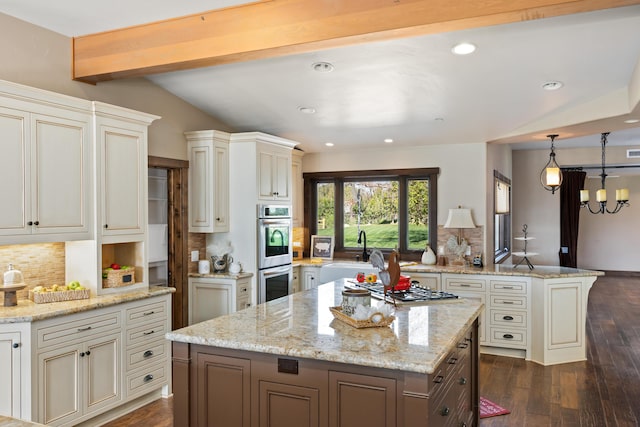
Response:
[191, 250, 199, 262]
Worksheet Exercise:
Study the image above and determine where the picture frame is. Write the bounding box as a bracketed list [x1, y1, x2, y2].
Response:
[310, 235, 334, 260]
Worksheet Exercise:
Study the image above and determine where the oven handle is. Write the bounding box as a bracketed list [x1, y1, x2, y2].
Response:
[262, 265, 292, 277]
[260, 218, 291, 226]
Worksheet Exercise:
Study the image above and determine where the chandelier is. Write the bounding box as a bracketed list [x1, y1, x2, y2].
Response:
[579, 132, 630, 214]
[540, 134, 562, 194]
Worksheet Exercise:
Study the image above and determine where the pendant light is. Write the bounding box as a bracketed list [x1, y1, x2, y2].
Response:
[540, 134, 563, 194]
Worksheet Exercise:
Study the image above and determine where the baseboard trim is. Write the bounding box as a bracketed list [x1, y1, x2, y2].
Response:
[600, 270, 640, 278]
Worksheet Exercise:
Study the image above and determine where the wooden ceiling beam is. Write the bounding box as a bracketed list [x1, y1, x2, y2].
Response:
[72, 0, 640, 83]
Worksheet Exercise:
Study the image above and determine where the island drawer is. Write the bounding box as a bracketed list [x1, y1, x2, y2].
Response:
[490, 309, 527, 327]
[126, 320, 167, 347]
[489, 327, 527, 348]
[489, 294, 527, 309]
[443, 276, 486, 292]
[37, 310, 121, 349]
[489, 279, 528, 294]
[125, 300, 168, 325]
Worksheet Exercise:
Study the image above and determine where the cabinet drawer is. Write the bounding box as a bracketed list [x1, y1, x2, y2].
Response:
[490, 279, 528, 294]
[37, 311, 121, 348]
[490, 309, 527, 327]
[443, 277, 486, 292]
[125, 300, 167, 325]
[407, 273, 440, 290]
[490, 294, 527, 309]
[126, 341, 168, 371]
[236, 297, 251, 312]
[237, 281, 250, 299]
[489, 327, 527, 347]
[125, 363, 168, 398]
[126, 320, 167, 347]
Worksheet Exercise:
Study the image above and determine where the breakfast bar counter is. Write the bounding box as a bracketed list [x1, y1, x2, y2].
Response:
[167, 279, 483, 427]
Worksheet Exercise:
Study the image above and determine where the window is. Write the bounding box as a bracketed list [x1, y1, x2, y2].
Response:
[494, 171, 511, 264]
[304, 168, 439, 259]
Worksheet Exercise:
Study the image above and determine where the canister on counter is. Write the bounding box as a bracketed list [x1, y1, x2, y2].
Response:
[341, 288, 371, 317]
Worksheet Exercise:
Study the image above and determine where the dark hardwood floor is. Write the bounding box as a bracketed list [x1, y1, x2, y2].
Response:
[104, 275, 640, 426]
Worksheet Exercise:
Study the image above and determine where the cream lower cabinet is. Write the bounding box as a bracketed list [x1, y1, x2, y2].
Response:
[189, 277, 252, 324]
[0, 324, 29, 419]
[292, 265, 301, 293]
[442, 274, 488, 344]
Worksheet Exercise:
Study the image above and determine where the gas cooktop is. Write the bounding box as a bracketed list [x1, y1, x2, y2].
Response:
[348, 282, 459, 304]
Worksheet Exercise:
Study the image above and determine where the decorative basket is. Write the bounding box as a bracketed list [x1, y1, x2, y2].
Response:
[102, 267, 136, 288]
[29, 289, 90, 304]
[329, 306, 395, 329]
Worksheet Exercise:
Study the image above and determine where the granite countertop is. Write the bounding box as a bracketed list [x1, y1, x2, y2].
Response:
[400, 263, 604, 278]
[0, 416, 47, 427]
[0, 286, 175, 324]
[188, 272, 253, 279]
[166, 278, 483, 375]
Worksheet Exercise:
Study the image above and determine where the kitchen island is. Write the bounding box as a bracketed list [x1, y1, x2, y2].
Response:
[167, 279, 483, 427]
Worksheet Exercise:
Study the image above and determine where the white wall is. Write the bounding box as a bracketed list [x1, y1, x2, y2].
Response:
[0, 12, 231, 160]
[303, 142, 489, 255]
[513, 146, 640, 271]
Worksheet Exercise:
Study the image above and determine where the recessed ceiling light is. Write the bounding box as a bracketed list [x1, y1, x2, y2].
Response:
[624, 118, 639, 124]
[384, 138, 394, 143]
[542, 81, 564, 91]
[325, 142, 334, 147]
[298, 107, 316, 114]
[451, 42, 476, 55]
[312, 62, 334, 73]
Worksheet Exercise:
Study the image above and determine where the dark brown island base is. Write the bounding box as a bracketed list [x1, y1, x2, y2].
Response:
[167, 279, 483, 427]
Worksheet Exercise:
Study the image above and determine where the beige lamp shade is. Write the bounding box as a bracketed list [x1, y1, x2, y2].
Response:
[444, 208, 476, 229]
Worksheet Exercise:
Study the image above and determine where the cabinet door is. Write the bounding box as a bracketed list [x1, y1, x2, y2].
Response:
[0, 107, 30, 236]
[259, 381, 320, 427]
[101, 125, 145, 236]
[189, 279, 234, 324]
[38, 345, 81, 425]
[273, 151, 291, 201]
[32, 113, 90, 236]
[258, 150, 276, 200]
[0, 332, 21, 418]
[329, 371, 396, 427]
[189, 143, 213, 232]
[291, 153, 303, 227]
[213, 141, 230, 232]
[302, 269, 318, 290]
[195, 353, 250, 427]
[84, 333, 122, 414]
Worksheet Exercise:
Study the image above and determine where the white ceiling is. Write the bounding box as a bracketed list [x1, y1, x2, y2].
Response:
[2, 1, 640, 154]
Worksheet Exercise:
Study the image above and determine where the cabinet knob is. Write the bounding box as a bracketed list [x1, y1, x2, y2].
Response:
[12, 343, 19, 349]
[80, 352, 85, 357]
[86, 350, 91, 356]
[440, 406, 450, 416]
[459, 377, 467, 385]
[27, 221, 33, 226]
[143, 374, 154, 382]
[104, 224, 108, 228]
[216, 217, 221, 221]
[34, 221, 39, 226]
[143, 350, 154, 358]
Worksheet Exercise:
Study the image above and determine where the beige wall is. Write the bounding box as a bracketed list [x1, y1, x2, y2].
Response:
[513, 146, 640, 271]
[303, 142, 490, 258]
[0, 12, 231, 160]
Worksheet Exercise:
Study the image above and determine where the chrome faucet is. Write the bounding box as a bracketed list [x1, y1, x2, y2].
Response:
[357, 230, 369, 262]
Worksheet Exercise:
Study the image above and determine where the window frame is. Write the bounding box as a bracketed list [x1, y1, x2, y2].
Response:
[303, 168, 439, 261]
[493, 170, 511, 264]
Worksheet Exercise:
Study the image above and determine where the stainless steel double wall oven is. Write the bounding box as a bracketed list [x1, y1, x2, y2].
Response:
[257, 204, 293, 303]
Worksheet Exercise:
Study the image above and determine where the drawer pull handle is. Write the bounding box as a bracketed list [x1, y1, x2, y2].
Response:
[143, 311, 155, 316]
[502, 301, 514, 304]
[144, 374, 154, 382]
[440, 406, 450, 416]
[503, 315, 514, 321]
[502, 286, 514, 289]
[459, 284, 471, 287]
[457, 342, 469, 349]
[77, 326, 92, 332]
[143, 350, 154, 358]
[448, 357, 458, 365]
[503, 334, 514, 339]
[459, 377, 467, 385]
[143, 330, 155, 336]
[433, 375, 444, 384]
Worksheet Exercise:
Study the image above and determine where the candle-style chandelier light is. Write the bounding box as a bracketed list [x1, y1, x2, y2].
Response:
[579, 132, 630, 214]
[540, 134, 563, 194]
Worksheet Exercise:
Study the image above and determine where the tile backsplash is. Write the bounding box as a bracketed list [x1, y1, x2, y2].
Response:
[0, 242, 66, 300]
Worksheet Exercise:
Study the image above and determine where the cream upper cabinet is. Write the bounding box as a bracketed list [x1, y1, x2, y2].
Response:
[185, 130, 230, 233]
[257, 142, 292, 202]
[291, 149, 304, 227]
[95, 103, 151, 238]
[0, 98, 92, 244]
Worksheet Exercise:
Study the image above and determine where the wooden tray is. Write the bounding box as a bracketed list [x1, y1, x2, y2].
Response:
[329, 306, 395, 329]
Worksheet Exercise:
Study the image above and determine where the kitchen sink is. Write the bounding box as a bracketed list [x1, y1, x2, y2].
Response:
[318, 261, 378, 284]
